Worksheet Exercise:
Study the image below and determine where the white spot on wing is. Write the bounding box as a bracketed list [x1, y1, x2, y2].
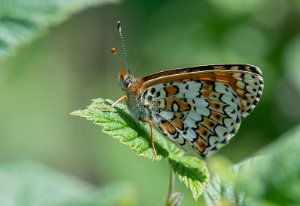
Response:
[224, 118, 235, 132]
[221, 94, 238, 108]
[215, 125, 227, 141]
[184, 128, 197, 142]
[208, 136, 220, 146]
[172, 102, 179, 111]
[246, 85, 257, 93]
[236, 80, 245, 89]
[188, 111, 203, 121]
[224, 106, 237, 119]
[195, 107, 210, 117]
[187, 82, 202, 91]
[183, 117, 197, 128]
[160, 111, 174, 120]
[215, 82, 233, 95]
[177, 136, 185, 145]
[185, 91, 199, 98]
[230, 66, 239, 70]
[194, 98, 209, 107]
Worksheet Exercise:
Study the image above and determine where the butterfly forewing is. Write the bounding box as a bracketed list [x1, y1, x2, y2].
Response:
[133, 64, 263, 157]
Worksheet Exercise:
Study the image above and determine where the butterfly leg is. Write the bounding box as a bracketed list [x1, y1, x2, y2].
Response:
[142, 120, 158, 161]
[97, 95, 127, 110]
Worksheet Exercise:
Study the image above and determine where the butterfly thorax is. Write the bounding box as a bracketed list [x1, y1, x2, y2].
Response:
[119, 68, 152, 121]
[126, 88, 152, 121]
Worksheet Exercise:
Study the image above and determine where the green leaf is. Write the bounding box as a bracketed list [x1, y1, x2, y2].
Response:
[71, 98, 184, 160]
[72, 98, 210, 199]
[203, 158, 252, 206]
[0, 0, 119, 58]
[236, 124, 300, 205]
[169, 155, 210, 200]
[204, 124, 300, 205]
[0, 161, 136, 206]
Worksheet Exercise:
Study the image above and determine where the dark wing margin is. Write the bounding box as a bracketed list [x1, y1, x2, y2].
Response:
[140, 64, 262, 83]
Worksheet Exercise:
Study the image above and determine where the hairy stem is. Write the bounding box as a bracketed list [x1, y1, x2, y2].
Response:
[165, 162, 175, 206]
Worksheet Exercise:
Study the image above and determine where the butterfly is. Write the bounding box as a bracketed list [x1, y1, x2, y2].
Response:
[101, 21, 264, 160]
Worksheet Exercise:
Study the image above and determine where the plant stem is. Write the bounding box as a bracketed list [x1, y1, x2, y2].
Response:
[165, 162, 175, 206]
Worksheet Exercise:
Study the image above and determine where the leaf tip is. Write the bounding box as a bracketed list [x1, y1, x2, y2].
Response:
[70, 110, 82, 116]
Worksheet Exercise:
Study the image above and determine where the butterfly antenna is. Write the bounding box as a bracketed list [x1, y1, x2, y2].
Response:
[111, 47, 126, 69]
[117, 21, 130, 73]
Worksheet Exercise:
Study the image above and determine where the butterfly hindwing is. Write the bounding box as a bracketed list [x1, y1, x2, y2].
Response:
[140, 80, 242, 156]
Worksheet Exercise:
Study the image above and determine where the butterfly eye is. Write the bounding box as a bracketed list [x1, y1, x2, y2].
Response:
[122, 77, 133, 89]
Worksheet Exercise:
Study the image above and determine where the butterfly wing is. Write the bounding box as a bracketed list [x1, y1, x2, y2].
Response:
[133, 64, 263, 118]
[130, 64, 263, 156]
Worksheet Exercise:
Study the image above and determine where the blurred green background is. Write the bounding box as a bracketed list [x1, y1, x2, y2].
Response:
[1, 0, 300, 205]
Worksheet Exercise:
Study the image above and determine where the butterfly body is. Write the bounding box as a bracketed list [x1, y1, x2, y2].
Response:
[120, 64, 264, 157]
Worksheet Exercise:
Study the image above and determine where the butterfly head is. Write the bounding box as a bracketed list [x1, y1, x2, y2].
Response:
[119, 67, 134, 90]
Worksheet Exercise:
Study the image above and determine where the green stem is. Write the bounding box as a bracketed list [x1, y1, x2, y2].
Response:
[165, 162, 175, 206]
